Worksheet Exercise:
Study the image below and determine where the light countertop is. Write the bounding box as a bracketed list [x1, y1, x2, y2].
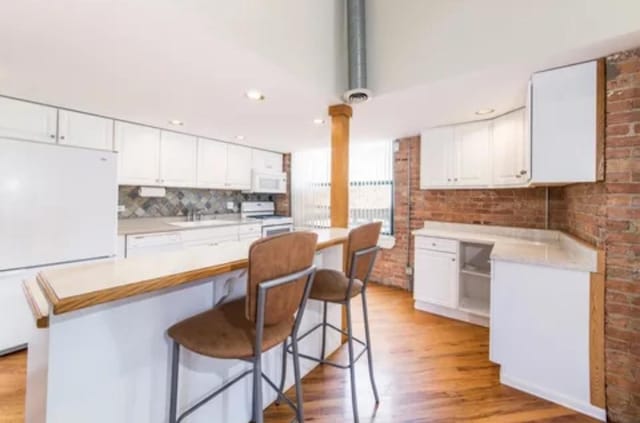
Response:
[413, 221, 598, 272]
[118, 215, 260, 236]
[36, 228, 350, 316]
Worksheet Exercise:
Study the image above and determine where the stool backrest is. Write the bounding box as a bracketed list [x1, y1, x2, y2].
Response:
[246, 231, 318, 325]
[347, 221, 382, 283]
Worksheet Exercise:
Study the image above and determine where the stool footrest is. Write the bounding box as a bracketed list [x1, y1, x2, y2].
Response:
[287, 321, 368, 370]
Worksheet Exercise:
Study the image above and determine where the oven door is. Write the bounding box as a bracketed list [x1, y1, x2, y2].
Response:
[262, 224, 294, 238]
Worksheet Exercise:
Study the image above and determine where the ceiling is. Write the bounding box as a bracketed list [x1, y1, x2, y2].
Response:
[1, 0, 640, 152]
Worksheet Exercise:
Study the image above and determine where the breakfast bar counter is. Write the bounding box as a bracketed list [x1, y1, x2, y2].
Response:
[24, 228, 349, 423]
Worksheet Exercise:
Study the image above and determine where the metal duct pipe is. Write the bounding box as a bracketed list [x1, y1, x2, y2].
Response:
[344, 0, 372, 103]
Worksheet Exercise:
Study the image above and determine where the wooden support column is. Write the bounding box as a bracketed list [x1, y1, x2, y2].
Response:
[329, 104, 352, 228]
[329, 103, 352, 343]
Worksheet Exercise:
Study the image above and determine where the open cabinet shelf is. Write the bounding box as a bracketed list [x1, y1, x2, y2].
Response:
[458, 242, 493, 320]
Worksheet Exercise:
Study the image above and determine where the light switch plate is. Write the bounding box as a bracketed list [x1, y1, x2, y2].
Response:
[226, 201, 235, 210]
[117, 205, 125, 213]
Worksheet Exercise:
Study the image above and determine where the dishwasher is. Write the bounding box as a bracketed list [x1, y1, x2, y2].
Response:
[126, 232, 184, 257]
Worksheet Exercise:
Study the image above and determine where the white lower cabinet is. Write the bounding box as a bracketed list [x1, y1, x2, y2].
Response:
[413, 235, 490, 327]
[414, 248, 458, 308]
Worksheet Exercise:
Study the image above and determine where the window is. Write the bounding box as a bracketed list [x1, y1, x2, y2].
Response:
[292, 140, 394, 235]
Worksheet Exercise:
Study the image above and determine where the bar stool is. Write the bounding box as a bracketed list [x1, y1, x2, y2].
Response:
[280, 222, 382, 422]
[166, 231, 318, 423]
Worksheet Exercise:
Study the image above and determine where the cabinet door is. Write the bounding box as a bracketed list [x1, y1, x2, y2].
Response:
[0, 97, 57, 143]
[531, 60, 598, 183]
[492, 109, 528, 186]
[420, 127, 455, 188]
[115, 122, 161, 185]
[414, 249, 458, 308]
[160, 131, 197, 187]
[58, 110, 114, 151]
[252, 149, 283, 173]
[454, 121, 491, 186]
[226, 144, 252, 189]
[197, 138, 228, 189]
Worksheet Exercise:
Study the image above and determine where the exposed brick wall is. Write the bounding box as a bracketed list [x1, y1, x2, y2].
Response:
[274, 153, 291, 216]
[601, 49, 640, 423]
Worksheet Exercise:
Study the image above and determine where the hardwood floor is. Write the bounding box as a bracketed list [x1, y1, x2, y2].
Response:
[0, 284, 596, 422]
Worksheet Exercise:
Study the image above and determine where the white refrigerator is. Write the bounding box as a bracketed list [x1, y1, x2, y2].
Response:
[0, 138, 117, 354]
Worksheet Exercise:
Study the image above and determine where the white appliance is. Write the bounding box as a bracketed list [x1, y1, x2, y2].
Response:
[126, 232, 184, 257]
[0, 138, 117, 354]
[240, 201, 293, 237]
[251, 170, 287, 194]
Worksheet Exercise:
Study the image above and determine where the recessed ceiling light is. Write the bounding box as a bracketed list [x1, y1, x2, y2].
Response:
[235, 135, 245, 141]
[475, 108, 495, 116]
[245, 90, 265, 101]
[313, 118, 325, 125]
[168, 119, 184, 126]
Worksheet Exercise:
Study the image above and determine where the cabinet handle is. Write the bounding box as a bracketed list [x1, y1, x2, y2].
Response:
[451, 258, 456, 262]
[60, 135, 65, 140]
[520, 170, 527, 175]
[454, 178, 458, 182]
[447, 178, 452, 182]
[50, 134, 55, 139]
[432, 243, 436, 246]
[515, 174, 522, 178]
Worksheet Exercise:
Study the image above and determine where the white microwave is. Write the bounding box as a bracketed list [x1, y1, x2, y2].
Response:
[251, 171, 287, 194]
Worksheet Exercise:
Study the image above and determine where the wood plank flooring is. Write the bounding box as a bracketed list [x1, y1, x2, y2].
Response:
[0, 284, 596, 422]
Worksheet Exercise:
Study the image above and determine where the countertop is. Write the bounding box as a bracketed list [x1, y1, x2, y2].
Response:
[412, 221, 599, 272]
[118, 215, 260, 236]
[36, 228, 350, 316]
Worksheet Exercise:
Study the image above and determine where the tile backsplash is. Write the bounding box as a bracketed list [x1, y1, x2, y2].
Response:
[118, 186, 272, 218]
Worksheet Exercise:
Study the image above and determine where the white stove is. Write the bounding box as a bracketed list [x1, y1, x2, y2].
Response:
[240, 201, 293, 237]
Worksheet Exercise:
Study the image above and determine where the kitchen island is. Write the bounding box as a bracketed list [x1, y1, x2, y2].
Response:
[24, 228, 349, 423]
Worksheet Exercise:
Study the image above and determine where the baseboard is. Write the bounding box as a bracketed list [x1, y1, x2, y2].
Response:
[500, 370, 606, 421]
[414, 300, 489, 327]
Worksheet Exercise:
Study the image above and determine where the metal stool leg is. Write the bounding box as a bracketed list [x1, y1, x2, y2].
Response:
[291, 336, 305, 423]
[168, 341, 180, 423]
[320, 301, 328, 361]
[362, 290, 380, 403]
[346, 301, 360, 423]
[276, 340, 287, 406]
[252, 351, 264, 423]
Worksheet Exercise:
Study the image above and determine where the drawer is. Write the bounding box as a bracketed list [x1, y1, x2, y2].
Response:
[238, 224, 262, 235]
[180, 226, 238, 242]
[415, 236, 458, 253]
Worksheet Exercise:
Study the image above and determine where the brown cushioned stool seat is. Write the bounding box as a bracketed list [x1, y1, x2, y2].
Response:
[168, 299, 293, 360]
[309, 269, 363, 303]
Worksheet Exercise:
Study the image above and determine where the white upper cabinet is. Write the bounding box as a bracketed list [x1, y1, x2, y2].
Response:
[492, 108, 529, 186]
[160, 131, 197, 187]
[58, 110, 114, 151]
[454, 121, 491, 187]
[115, 122, 161, 186]
[421, 126, 455, 188]
[252, 149, 283, 173]
[530, 60, 602, 184]
[197, 139, 252, 190]
[197, 138, 227, 189]
[0, 97, 57, 143]
[226, 144, 252, 190]
[420, 121, 491, 189]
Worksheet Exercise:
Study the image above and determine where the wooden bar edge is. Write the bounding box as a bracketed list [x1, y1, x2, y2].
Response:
[37, 237, 348, 316]
[23, 280, 49, 329]
[589, 248, 606, 409]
